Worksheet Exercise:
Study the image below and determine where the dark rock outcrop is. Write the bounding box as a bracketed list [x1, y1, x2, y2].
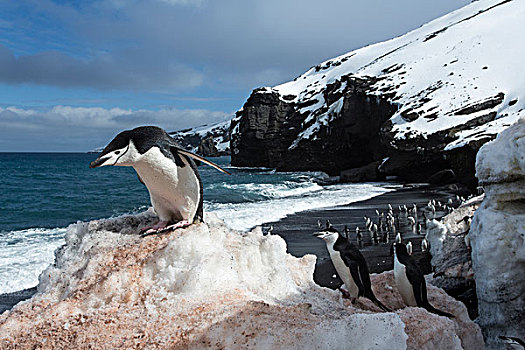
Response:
[340, 161, 383, 183]
[230, 88, 299, 167]
[231, 80, 494, 188]
[170, 121, 230, 157]
[197, 136, 220, 157]
[232, 77, 398, 175]
[428, 169, 458, 185]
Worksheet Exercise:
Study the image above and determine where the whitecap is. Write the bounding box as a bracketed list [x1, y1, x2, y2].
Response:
[0, 227, 65, 294]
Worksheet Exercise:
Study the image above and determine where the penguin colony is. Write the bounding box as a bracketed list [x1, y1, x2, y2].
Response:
[314, 194, 468, 316]
[90, 126, 230, 235]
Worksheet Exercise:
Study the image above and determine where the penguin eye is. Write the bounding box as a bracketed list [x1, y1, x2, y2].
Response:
[114, 150, 120, 155]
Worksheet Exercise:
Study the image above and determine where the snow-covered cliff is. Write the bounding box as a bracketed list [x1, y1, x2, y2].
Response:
[0, 211, 483, 349]
[470, 118, 525, 349]
[169, 120, 231, 157]
[231, 0, 524, 187]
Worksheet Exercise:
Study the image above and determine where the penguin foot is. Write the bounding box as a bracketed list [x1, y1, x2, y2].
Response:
[140, 221, 170, 236]
[338, 288, 352, 299]
[163, 220, 191, 231]
[140, 220, 192, 237]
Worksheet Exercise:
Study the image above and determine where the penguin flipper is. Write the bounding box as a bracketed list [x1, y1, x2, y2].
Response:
[357, 261, 392, 312]
[347, 262, 366, 297]
[172, 147, 231, 175]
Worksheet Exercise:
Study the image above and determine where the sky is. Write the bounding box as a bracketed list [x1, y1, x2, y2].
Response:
[0, 0, 471, 152]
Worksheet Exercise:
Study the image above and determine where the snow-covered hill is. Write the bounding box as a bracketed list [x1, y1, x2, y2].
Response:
[276, 0, 522, 150]
[231, 0, 524, 187]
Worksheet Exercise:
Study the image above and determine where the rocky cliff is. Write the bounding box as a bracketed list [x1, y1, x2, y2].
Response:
[470, 118, 525, 349]
[231, 0, 524, 189]
[0, 211, 483, 349]
[170, 120, 230, 157]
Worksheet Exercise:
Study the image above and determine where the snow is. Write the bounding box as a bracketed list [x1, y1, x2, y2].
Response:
[290, 96, 345, 149]
[174, 119, 231, 139]
[475, 117, 525, 184]
[0, 212, 483, 349]
[470, 117, 525, 349]
[170, 119, 231, 153]
[268, 0, 525, 150]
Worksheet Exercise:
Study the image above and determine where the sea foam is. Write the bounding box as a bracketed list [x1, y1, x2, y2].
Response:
[0, 227, 65, 294]
[206, 182, 396, 231]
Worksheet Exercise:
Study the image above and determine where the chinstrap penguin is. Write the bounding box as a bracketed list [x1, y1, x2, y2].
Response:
[391, 242, 453, 317]
[90, 126, 230, 235]
[314, 227, 390, 312]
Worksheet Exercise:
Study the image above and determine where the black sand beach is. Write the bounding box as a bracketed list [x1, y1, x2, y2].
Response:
[262, 184, 461, 289]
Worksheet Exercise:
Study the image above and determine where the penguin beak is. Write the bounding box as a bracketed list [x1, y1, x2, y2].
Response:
[313, 231, 327, 239]
[89, 156, 110, 168]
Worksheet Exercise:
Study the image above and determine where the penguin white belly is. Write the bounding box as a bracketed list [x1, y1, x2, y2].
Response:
[328, 249, 359, 298]
[394, 255, 417, 306]
[134, 148, 200, 222]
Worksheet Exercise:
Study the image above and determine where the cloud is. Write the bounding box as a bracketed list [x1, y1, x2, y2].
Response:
[0, 106, 231, 151]
[0, 0, 471, 92]
[156, 0, 206, 7]
[0, 45, 204, 91]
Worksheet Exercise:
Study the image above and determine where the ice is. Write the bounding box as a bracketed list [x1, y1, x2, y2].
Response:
[475, 117, 525, 184]
[470, 117, 525, 349]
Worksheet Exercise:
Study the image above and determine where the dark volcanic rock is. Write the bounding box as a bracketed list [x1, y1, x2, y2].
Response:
[170, 121, 230, 157]
[198, 136, 220, 157]
[340, 161, 384, 182]
[428, 169, 458, 185]
[232, 78, 397, 175]
[230, 88, 299, 168]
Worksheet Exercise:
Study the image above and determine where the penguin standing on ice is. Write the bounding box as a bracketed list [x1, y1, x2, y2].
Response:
[90, 126, 230, 235]
[391, 242, 453, 317]
[314, 227, 391, 312]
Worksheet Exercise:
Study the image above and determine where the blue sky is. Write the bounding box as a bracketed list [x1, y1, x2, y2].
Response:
[0, 0, 470, 151]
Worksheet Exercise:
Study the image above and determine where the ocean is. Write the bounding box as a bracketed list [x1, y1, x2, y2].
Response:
[0, 153, 394, 294]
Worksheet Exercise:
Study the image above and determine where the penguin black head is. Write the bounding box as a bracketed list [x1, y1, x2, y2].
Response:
[313, 226, 339, 243]
[90, 126, 170, 168]
[90, 126, 231, 174]
[392, 242, 408, 257]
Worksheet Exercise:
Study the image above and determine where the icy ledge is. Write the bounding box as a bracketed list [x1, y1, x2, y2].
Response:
[471, 117, 525, 349]
[0, 211, 482, 349]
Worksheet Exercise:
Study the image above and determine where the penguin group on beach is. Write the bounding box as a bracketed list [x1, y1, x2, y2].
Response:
[313, 194, 464, 316]
[90, 126, 230, 235]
